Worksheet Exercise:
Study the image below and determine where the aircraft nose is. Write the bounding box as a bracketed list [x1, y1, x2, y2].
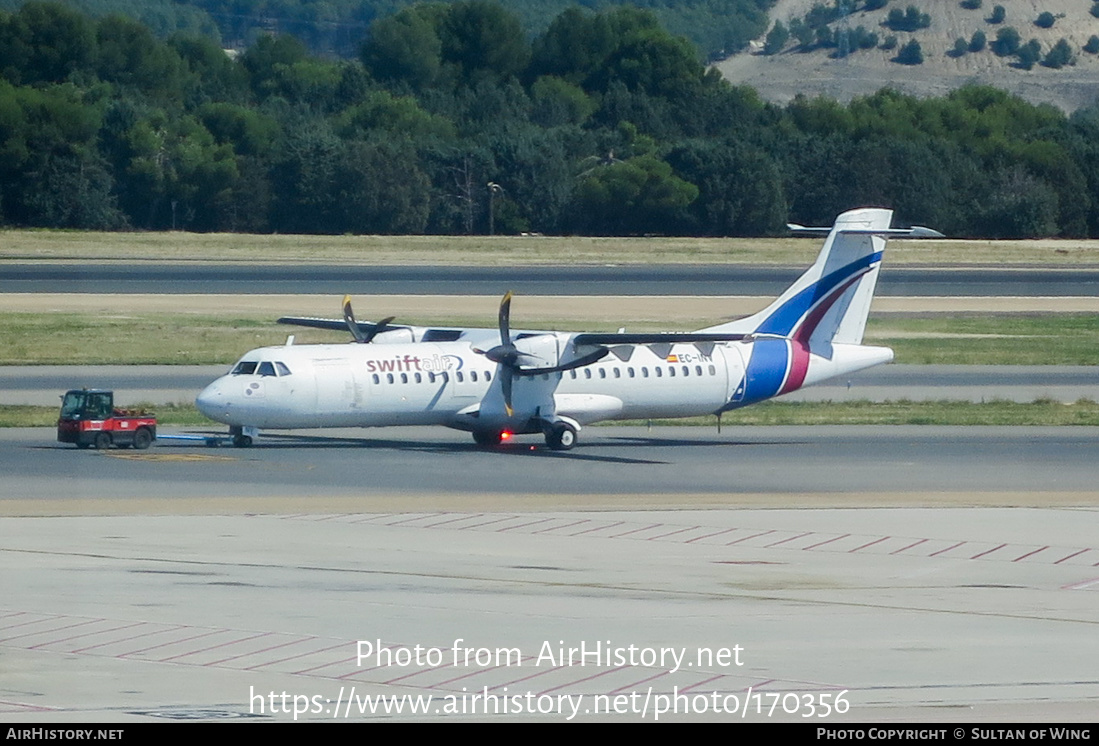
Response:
[196, 379, 230, 422]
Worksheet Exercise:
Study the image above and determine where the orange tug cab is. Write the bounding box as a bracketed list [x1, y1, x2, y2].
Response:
[57, 389, 157, 450]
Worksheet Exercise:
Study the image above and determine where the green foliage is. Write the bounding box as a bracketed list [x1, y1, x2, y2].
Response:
[1014, 39, 1041, 70]
[1092, 3, 1099, 19]
[863, 0, 888, 10]
[571, 155, 698, 235]
[885, 5, 930, 32]
[960, 0, 981, 9]
[969, 30, 986, 52]
[1041, 38, 1074, 69]
[763, 21, 789, 55]
[951, 37, 968, 57]
[992, 26, 1020, 56]
[880, 35, 897, 50]
[1085, 35, 1099, 54]
[1034, 11, 1055, 28]
[893, 38, 923, 64]
[988, 4, 1005, 23]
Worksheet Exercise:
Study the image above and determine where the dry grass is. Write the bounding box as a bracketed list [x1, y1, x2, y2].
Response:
[4, 230, 1099, 265]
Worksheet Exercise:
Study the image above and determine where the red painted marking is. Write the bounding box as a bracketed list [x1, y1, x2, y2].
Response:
[120, 629, 224, 657]
[647, 526, 700, 541]
[929, 541, 966, 558]
[609, 668, 670, 695]
[1012, 546, 1048, 562]
[538, 665, 628, 695]
[494, 665, 562, 689]
[291, 655, 358, 676]
[890, 538, 928, 555]
[849, 536, 890, 553]
[1061, 577, 1099, 591]
[0, 614, 63, 634]
[766, 531, 813, 548]
[379, 513, 446, 526]
[610, 523, 663, 539]
[455, 515, 519, 530]
[207, 636, 320, 666]
[29, 622, 143, 650]
[159, 632, 270, 663]
[726, 530, 776, 546]
[686, 527, 738, 544]
[679, 674, 726, 693]
[246, 641, 347, 671]
[803, 534, 851, 550]
[1054, 549, 1090, 564]
[0, 618, 101, 644]
[970, 543, 1007, 560]
[497, 517, 555, 532]
[72, 625, 186, 654]
[533, 520, 588, 534]
[422, 513, 487, 528]
[570, 521, 624, 536]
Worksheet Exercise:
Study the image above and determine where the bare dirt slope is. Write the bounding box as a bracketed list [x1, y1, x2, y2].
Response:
[716, 0, 1099, 111]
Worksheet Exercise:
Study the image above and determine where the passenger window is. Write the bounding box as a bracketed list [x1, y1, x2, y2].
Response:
[372, 374, 380, 384]
[708, 365, 716, 375]
[599, 369, 606, 379]
[584, 369, 592, 379]
[457, 372, 464, 383]
[471, 371, 478, 382]
[415, 373, 422, 383]
[642, 367, 649, 378]
[695, 365, 702, 376]
[655, 368, 663, 378]
[401, 373, 408, 384]
[485, 371, 492, 382]
[569, 370, 577, 380]
[628, 367, 635, 378]
[613, 368, 621, 378]
[682, 366, 689, 376]
[668, 367, 675, 377]
[429, 372, 436, 383]
[386, 373, 394, 384]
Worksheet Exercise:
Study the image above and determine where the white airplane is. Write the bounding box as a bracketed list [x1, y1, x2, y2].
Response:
[195, 208, 940, 449]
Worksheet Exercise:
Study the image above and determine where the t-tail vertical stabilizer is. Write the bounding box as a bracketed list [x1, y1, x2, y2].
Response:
[709, 207, 942, 406]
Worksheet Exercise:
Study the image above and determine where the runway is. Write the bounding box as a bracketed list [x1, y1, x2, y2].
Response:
[1, 422, 1097, 722]
[5, 263, 1099, 295]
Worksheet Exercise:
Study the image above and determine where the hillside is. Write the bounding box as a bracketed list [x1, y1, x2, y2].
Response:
[715, 0, 1099, 111]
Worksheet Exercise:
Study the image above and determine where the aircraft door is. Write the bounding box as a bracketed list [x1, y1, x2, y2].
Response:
[717, 344, 747, 405]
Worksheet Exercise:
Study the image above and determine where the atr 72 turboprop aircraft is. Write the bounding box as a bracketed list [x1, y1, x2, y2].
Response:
[195, 208, 940, 449]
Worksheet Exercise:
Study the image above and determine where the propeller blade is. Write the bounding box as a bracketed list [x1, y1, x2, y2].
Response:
[363, 316, 396, 344]
[342, 295, 366, 343]
[342, 296, 396, 343]
[501, 367, 513, 417]
[516, 347, 610, 375]
[498, 291, 513, 345]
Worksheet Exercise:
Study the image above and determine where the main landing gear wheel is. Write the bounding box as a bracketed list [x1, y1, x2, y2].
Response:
[545, 422, 577, 451]
[233, 434, 253, 448]
[472, 430, 503, 447]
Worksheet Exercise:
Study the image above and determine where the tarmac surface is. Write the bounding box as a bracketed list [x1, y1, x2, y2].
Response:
[1, 426, 1097, 722]
[5, 263, 1099, 296]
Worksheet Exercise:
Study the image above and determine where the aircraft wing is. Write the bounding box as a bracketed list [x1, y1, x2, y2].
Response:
[572, 332, 748, 345]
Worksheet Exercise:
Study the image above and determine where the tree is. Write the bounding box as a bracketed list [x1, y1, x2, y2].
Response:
[951, 37, 969, 57]
[969, 30, 987, 52]
[1041, 38, 1074, 69]
[1085, 35, 1099, 54]
[894, 39, 924, 65]
[1015, 39, 1041, 69]
[988, 5, 1006, 23]
[764, 21, 789, 55]
[886, 5, 931, 31]
[992, 27, 1020, 56]
[570, 155, 698, 235]
[961, 0, 982, 9]
[1035, 12, 1056, 28]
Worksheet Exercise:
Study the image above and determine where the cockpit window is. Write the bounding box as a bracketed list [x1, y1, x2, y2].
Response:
[231, 361, 258, 375]
[275, 362, 291, 376]
[257, 361, 276, 377]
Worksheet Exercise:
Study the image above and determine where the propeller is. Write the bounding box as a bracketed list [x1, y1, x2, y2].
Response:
[473, 292, 612, 416]
[342, 295, 395, 343]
